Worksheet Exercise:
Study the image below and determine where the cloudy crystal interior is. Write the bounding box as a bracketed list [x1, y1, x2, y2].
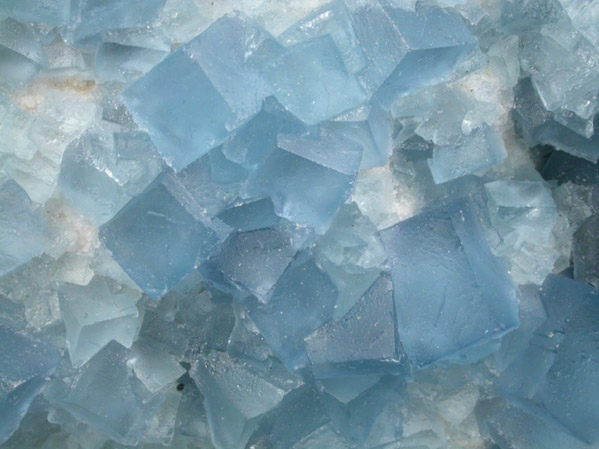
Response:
[1, 0, 599, 448]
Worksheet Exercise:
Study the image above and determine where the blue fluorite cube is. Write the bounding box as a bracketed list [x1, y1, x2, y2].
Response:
[380, 198, 520, 368]
[265, 35, 366, 124]
[349, 0, 476, 105]
[0, 324, 59, 444]
[0, 180, 50, 277]
[99, 173, 224, 300]
[305, 273, 405, 378]
[532, 276, 599, 444]
[67, 0, 166, 47]
[240, 253, 338, 372]
[243, 128, 363, 233]
[122, 13, 278, 171]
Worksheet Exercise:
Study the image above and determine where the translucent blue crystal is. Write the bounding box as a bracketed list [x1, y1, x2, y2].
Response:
[279, 0, 366, 74]
[380, 198, 520, 368]
[243, 127, 363, 233]
[95, 43, 167, 83]
[122, 13, 277, 171]
[531, 276, 599, 444]
[0, 18, 46, 88]
[0, 0, 69, 26]
[59, 129, 162, 225]
[67, 0, 166, 47]
[349, 0, 476, 106]
[305, 273, 405, 378]
[191, 351, 302, 449]
[99, 173, 224, 299]
[58, 276, 139, 367]
[265, 35, 366, 124]
[427, 124, 507, 184]
[45, 341, 181, 446]
[0, 324, 59, 444]
[240, 253, 338, 372]
[0, 180, 50, 277]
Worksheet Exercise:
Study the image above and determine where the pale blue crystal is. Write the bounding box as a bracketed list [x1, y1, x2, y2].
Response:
[191, 351, 302, 449]
[0, 18, 46, 88]
[58, 276, 139, 368]
[265, 35, 366, 124]
[0, 324, 59, 444]
[380, 198, 520, 368]
[349, 1, 476, 105]
[305, 273, 405, 378]
[122, 13, 277, 171]
[99, 173, 224, 299]
[0, 0, 69, 26]
[240, 253, 337, 372]
[95, 43, 167, 83]
[0, 180, 50, 277]
[531, 276, 599, 444]
[427, 124, 507, 184]
[67, 0, 166, 47]
[59, 129, 163, 225]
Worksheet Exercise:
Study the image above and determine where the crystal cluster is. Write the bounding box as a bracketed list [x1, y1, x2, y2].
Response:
[0, 0, 598, 448]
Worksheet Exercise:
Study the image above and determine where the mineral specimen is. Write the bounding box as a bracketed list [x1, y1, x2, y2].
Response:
[1, 0, 599, 448]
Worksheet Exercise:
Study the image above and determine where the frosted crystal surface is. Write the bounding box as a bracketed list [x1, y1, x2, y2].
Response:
[122, 13, 277, 171]
[0, 324, 59, 445]
[0, 181, 50, 277]
[379, 198, 520, 368]
[2, 0, 599, 448]
[58, 276, 139, 367]
[305, 273, 404, 378]
[100, 174, 223, 299]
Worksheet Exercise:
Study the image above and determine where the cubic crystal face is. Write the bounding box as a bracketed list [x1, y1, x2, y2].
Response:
[531, 276, 599, 444]
[122, 14, 276, 171]
[265, 35, 366, 124]
[0, 180, 50, 277]
[305, 273, 405, 378]
[100, 174, 223, 299]
[0, 324, 59, 445]
[380, 198, 520, 368]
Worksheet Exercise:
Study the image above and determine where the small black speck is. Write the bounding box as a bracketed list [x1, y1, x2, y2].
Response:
[177, 383, 184, 391]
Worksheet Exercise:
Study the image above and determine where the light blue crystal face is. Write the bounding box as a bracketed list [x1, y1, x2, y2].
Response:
[123, 14, 277, 171]
[279, 0, 366, 74]
[0, 180, 50, 277]
[67, 0, 166, 47]
[0, 0, 69, 26]
[58, 276, 139, 368]
[191, 351, 302, 449]
[241, 253, 338, 372]
[531, 276, 599, 444]
[349, 0, 476, 105]
[95, 43, 167, 83]
[333, 375, 405, 447]
[313, 202, 386, 319]
[243, 127, 363, 233]
[0, 324, 59, 444]
[305, 273, 405, 378]
[203, 227, 298, 301]
[427, 125, 507, 184]
[0, 18, 46, 88]
[45, 341, 181, 446]
[59, 130, 163, 225]
[265, 35, 366, 124]
[380, 198, 520, 368]
[99, 174, 224, 299]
